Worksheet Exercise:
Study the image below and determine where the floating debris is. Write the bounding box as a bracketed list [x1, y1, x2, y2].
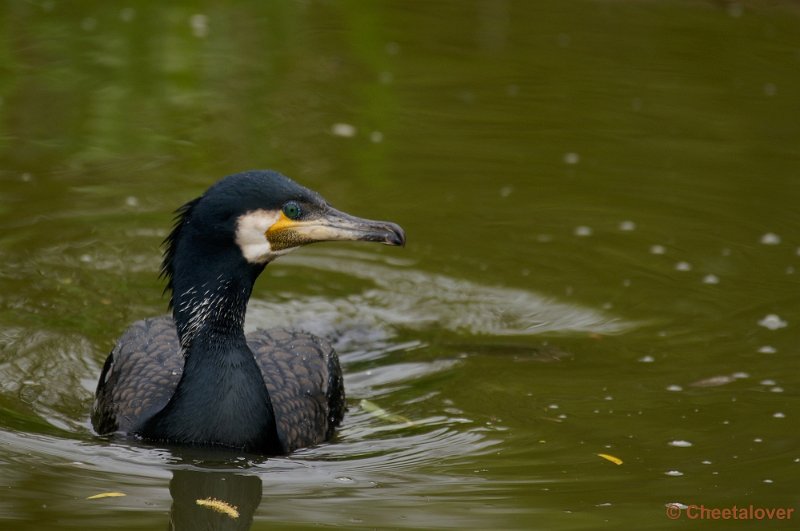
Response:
[359, 399, 414, 426]
[87, 492, 126, 500]
[690, 375, 733, 387]
[758, 314, 787, 330]
[196, 497, 239, 519]
[597, 453, 623, 465]
[667, 502, 688, 510]
[689, 373, 746, 387]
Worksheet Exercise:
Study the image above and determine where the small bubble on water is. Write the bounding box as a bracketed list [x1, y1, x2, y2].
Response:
[758, 314, 787, 330]
[666, 385, 683, 392]
[331, 123, 357, 138]
[125, 196, 140, 207]
[638, 355, 655, 363]
[499, 186, 513, 198]
[619, 220, 636, 231]
[370, 131, 383, 143]
[189, 14, 208, 38]
[760, 232, 781, 245]
[385, 42, 400, 55]
[675, 261, 692, 271]
[732, 372, 749, 379]
[120, 7, 135, 22]
[574, 226, 592, 237]
[336, 476, 354, 483]
[701, 460, 712, 465]
[770, 387, 784, 393]
[702, 274, 720, 284]
[650, 244, 666, 255]
[760, 379, 777, 386]
[763, 83, 777, 97]
[773, 412, 786, 419]
[754, 438, 763, 443]
[669, 440, 693, 448]
[758, 345, 777, 354]
[563, 152, 580, 165]
[763, 479, 774, 484]
[665, 470, 684, 477]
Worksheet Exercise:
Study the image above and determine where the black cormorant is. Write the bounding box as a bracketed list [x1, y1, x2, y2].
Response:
[91, 170, 405, 454]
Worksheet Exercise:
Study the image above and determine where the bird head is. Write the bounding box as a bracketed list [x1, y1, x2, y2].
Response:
[161, 170, 406, 306]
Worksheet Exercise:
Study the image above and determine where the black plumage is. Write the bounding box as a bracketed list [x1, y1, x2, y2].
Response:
[91, 170, 404, 454]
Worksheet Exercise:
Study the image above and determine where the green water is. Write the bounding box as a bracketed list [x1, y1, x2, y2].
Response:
[1, 1, 799, 529]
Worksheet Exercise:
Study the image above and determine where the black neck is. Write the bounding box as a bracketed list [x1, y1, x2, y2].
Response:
[141, 258, 282, 453]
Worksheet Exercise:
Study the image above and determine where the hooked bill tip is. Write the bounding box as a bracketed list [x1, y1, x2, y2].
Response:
[384, 222, 406, 247]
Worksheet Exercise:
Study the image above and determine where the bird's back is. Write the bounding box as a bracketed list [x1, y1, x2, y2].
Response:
[92, 317, 345, 452]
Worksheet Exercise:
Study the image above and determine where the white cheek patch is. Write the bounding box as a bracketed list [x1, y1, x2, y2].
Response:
[235, 209, 291, 264]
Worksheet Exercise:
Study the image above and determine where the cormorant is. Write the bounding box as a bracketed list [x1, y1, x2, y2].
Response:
[91, 170, 405, 454]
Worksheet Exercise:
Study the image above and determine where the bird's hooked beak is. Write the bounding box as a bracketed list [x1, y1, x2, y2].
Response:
[266, 205, 406, 251]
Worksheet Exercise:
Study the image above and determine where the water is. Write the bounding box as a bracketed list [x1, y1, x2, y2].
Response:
[1, 1, 799, 529]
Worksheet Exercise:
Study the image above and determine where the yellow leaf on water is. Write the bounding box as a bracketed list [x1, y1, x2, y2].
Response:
[359, 399, 415, 426]
[597, 453, 623, 465]
[86, 492, 126, 500]
[196, 497, 240, 519]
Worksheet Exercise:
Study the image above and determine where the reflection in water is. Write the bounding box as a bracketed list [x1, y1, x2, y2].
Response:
[169, 470, 261, 531]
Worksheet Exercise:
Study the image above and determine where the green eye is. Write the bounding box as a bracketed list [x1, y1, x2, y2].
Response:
[282, 201, 302, 219]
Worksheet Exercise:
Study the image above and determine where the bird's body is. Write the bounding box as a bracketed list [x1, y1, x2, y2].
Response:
[91, 170, 404, 454]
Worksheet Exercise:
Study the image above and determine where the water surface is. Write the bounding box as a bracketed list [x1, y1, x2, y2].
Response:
[1, 1, 799, 529]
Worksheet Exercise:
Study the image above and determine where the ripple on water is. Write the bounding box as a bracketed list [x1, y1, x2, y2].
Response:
[0, 250, 632, 528]
[247, 249, 637, 341]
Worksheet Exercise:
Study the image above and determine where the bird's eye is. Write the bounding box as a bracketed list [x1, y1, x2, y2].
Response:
[282, 201, 302, 220]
